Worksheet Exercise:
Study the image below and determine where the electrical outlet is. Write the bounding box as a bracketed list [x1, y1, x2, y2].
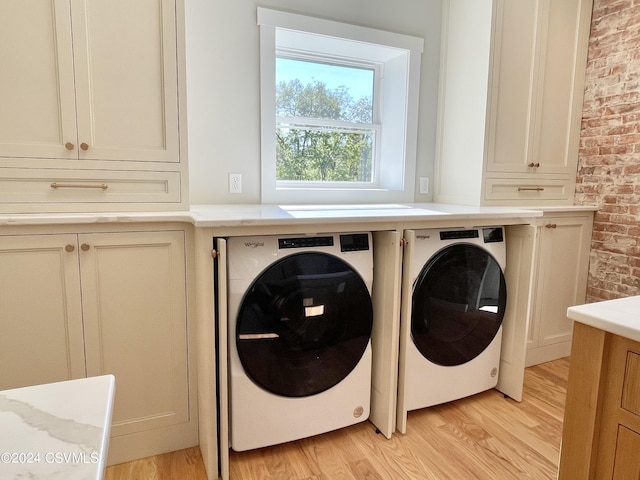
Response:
[419, 176, 430, 194]
[229, 173, 242, 194]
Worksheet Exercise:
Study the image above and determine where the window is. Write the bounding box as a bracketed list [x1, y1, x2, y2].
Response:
[258, 8, 424, 204]
[276, 57, 377, 184]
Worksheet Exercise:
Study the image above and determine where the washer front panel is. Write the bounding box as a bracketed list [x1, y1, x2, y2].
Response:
[410, 233, 506, 367]
[235, 251, 373, 397]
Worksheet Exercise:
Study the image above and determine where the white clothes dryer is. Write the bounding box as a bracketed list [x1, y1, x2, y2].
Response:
[399, 227, 507, 415]
[227, 232, 374, 451]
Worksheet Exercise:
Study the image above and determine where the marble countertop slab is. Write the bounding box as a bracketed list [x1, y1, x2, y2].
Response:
[567, 296, 640, 343]
[0, 375, 115, 480]
[186, 202, 550, 227]
[0, 203, 598, 230]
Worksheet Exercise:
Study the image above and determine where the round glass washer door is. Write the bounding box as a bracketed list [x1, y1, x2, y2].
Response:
[411, 244, 506, 367]
[236, 252, 373, 398]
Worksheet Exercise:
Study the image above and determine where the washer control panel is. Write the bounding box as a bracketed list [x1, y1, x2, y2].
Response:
[439, 228, 504, 244]
[277, 233, 370, 252]
[278, 236, 333, 249]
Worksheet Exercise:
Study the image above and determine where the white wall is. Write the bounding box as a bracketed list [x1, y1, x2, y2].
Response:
[185, 0, 442, 205]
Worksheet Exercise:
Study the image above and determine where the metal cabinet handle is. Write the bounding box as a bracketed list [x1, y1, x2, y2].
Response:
[81, 243, 90, 251]
[545, 224, 557, 229]
[65, 244, 75, 252]
[80, 143, 89, 151]
[50, 182, 108, 190]
[528, 162, 541, 168]
[518, 187, 545, 192]
[65, 142, 75, 150]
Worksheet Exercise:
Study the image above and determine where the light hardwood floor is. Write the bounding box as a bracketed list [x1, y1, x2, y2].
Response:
[106, 358, 569, 479]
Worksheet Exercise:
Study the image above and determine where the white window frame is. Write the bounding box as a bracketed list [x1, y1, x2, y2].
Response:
[258, 8, 424, 204]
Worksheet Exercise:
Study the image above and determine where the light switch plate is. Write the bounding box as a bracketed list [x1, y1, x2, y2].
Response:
[419, 176, 429, 194]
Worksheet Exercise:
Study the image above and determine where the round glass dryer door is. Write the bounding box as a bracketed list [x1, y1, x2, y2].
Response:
[411, 244, 506, 366]
[236, 252, 373, 397]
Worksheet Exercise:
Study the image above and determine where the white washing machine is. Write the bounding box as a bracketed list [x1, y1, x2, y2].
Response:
[227, 232, 374, 451]
[401, 226, 507, 413]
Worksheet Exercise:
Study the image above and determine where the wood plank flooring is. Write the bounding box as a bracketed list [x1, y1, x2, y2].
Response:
[105, 358, 569, 480]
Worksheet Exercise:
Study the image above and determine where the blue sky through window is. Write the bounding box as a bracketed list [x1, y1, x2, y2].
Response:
[276, 57, 374, 103]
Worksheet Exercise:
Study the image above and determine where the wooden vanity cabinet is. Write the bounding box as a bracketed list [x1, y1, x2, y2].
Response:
[558, 322, 640, 479]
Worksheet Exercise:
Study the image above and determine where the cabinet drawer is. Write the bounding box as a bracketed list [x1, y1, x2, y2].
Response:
[0, 168, 182, 212]
[622, 350, 640, 418]
[484, 178, 574, 203]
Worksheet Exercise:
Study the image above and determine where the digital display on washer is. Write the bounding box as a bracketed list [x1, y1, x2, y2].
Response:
[340, 233, 370, 252]
[483, 227, 504, 243]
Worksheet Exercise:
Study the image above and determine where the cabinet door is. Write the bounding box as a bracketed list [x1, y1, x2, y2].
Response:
[0, 1, 77, 160]
[485, 0, 591, 176]
[71, 0, 180, 162]
[529, 216, 591, 352]
[485, 0, 538, 174]
[612, 426, 640, 480]
[531, 0, 591, 174]
[0, 234, 85, 389]
[79, 231, 189, 437]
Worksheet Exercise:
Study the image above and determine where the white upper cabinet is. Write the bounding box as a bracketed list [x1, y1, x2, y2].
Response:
[0, 1, 77, 160]
[435, 0, 592, 205]
[71, 0, 179, 162]
[0, 0, 187, 212]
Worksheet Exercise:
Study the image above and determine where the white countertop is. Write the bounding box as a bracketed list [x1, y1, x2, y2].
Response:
[0, 375, 115, 480]
[567, 296, 640, 343]
[0, 203, 600, 232]
[0, 202, 599, 228]
[189, 202, 550, 227]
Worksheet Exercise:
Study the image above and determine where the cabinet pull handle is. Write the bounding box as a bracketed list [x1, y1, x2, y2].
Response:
[80, 143, 89, 151]
[527, 162, 541, 168]
[81, 243, 90, 251]
[65, 244, 75, 252]
[50, 182, 109, 190]
[545, 223, 557, 229]
[65, 142, 75, 150]
[518, 187, 545, 192]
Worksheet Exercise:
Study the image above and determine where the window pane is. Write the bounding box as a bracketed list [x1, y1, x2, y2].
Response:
[276, 57, 374, 123]
[276, 125, 374, 182]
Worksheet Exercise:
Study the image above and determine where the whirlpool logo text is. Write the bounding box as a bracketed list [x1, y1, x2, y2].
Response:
[244, 242, 265, 248]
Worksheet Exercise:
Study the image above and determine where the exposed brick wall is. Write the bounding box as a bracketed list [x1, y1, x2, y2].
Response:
[575, 0, 640, 301]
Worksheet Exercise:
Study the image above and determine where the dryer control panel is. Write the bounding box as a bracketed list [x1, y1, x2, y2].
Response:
[277, 233, 370, 252]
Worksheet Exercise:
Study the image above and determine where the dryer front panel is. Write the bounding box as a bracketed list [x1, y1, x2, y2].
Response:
[236, 252, 373, 397]
[411, 243, 506, 367]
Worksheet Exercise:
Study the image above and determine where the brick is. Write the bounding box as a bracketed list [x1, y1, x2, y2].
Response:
[576, 0, 640, 302]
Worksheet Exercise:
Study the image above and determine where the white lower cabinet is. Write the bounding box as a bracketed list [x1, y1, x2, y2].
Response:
[520, 212, 593, 366]
[0, 228, 197, 464]
[0, 234, 85, 389]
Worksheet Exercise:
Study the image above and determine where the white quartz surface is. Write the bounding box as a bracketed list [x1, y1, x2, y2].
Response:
[0, 203, 541, 226]
[0, 203, 599, 228]
[189, 203, 548, 226]
[567, 296, 640, 343]
[0, 375, 115, 480]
